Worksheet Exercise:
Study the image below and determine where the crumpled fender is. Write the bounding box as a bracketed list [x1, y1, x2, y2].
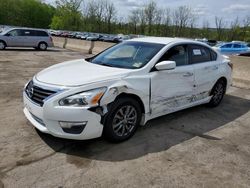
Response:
[99, 78, 150, 115]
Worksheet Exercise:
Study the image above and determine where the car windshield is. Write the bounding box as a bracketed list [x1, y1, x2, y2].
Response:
[87, 41, 164, 69]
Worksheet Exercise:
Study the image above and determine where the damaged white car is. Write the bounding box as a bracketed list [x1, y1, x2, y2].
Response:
[23, 37, 232, 142]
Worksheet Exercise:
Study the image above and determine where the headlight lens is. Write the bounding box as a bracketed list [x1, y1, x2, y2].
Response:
[59, 87, 106, 107]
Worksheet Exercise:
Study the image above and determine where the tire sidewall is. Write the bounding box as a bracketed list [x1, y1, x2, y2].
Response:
[0, 41, 6, 50]
[208, 79, 226, 107]
[38, 42, 47, 51]
[103, 97, 142, 142]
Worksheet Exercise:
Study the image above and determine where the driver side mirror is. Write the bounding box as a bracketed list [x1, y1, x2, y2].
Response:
[5, 33, 10, 37]
[155, 61, 176, 71]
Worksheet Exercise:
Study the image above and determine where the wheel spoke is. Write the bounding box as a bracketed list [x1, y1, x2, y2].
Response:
[112, 104, 138, 137]
[113, 121, 123, 129]
[127, 108, 135, 117]
[115, 124, 123, 132]
[121, 125, 125, 135]
[118, 108, 125, 116]
[125, 106, 131, 116]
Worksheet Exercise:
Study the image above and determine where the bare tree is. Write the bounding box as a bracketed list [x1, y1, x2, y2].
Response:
[154, 8, 164, 35]
[229, 17, 240, 41]
[172, 6, 193, 37]
[139, 9, 147, 34]
[103, 1, 116, 33]
[162, 8, 172, 36]
[215, 16, 226, 41]
[202, 19, 210, 39]
[242, 15, 250, 41]
[144, 1, 158, 35]
[129, 9, 140, 34]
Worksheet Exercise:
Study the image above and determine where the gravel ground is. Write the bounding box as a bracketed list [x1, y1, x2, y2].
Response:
[0, 48, 250, 188]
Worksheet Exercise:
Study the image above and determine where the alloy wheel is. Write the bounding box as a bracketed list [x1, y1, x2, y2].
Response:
[112, 105, 137, 137]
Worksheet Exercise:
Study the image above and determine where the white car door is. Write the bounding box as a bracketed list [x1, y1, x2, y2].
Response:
[150, 44, 195, 117]
[189, 44, 220, 100]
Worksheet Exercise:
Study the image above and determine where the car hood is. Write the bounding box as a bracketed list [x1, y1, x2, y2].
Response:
[35, 59, 132, 87]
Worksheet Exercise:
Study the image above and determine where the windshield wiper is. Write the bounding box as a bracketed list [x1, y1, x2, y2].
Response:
[101, 63, 113, 67]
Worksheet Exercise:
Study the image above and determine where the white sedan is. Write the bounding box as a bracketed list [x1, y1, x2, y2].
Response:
[23, 37, 232, 142]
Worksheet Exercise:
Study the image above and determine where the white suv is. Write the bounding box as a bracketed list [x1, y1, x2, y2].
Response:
[23, 37, 232, 142]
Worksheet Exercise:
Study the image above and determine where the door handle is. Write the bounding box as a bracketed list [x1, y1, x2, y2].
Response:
[183, 72, 193, 77]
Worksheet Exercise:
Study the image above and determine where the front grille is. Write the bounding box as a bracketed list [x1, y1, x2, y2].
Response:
[25, 81, 56, 106]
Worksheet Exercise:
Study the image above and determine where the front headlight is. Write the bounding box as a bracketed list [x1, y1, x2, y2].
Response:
[59, 87, 106, 107]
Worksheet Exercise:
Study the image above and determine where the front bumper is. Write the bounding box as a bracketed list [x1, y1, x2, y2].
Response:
[23, 92, 103, 140]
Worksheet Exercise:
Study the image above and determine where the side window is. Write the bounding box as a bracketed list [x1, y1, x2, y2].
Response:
[222, 44, 232, 48]
[7, 29, 22, 36]
[36, 31, 49, 36]
[22, 30, 33, 36]
[158, 45, 189, 66]
[233, 44, 242, 48]
[190, 45, 211, 64]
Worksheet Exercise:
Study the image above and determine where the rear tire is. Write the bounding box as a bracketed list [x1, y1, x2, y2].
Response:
[103, 97, 142, 142]
[207, 79, 226, 107]
[38, 42, 47, 51]
[0, 41, 6, 50]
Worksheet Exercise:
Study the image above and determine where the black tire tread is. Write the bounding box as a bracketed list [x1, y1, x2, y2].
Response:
[103, 97, 142, 142]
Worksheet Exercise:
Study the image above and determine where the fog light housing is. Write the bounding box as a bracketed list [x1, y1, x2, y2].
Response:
[59, 121, 87, 134]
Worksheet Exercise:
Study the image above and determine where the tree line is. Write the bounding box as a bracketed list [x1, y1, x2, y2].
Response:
[1, 0, 250, 42]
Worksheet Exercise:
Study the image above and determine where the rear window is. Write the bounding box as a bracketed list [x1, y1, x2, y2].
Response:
[35, 30, 49, 36]
[190, 45, 211, 64]
[189, 44, 217, 64]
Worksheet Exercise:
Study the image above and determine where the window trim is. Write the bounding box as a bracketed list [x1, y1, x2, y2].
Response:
[155, 44, 190, 67]
[188, 44, 217, 64]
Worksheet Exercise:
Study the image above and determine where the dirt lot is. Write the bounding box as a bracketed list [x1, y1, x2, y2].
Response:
[0, 48, 250, 188]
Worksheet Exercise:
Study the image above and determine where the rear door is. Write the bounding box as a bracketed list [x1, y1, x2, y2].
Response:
[232, 43, 243, 53]
[189, 44, 219, 100]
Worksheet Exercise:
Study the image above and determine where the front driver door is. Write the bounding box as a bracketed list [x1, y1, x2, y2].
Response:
[4, 29, 22, 46]
[150, 44, 195, 117]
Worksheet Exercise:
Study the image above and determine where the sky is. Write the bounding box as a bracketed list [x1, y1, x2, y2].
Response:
[45, 0, 250, 27]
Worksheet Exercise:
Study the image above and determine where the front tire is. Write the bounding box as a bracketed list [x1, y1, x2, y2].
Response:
[103, 97, 142, 142]
[0, 41, 6, 50]
[207, 79, 226, 107]
[38, 42, 47, 51]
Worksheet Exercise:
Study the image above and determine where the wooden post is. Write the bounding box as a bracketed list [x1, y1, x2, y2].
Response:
[63, 37, 67, 48]
[89, 41, 94, 54]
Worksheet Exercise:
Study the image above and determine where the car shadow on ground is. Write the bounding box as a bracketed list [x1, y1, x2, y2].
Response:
[38, 94, 250, 162]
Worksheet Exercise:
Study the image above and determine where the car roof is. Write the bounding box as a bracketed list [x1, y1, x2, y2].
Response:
[3, 27, 47, 33]
[128, 37, 200, 45]
[221, 42, 246, 46]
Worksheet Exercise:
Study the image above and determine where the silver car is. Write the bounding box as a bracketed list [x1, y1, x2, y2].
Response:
[0, 28, 53, 50]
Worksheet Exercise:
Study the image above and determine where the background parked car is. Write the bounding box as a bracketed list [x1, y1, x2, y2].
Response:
[86, 34, 102, 41]
[0, 28, 53, 50]
[213, 42, 250, 55]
